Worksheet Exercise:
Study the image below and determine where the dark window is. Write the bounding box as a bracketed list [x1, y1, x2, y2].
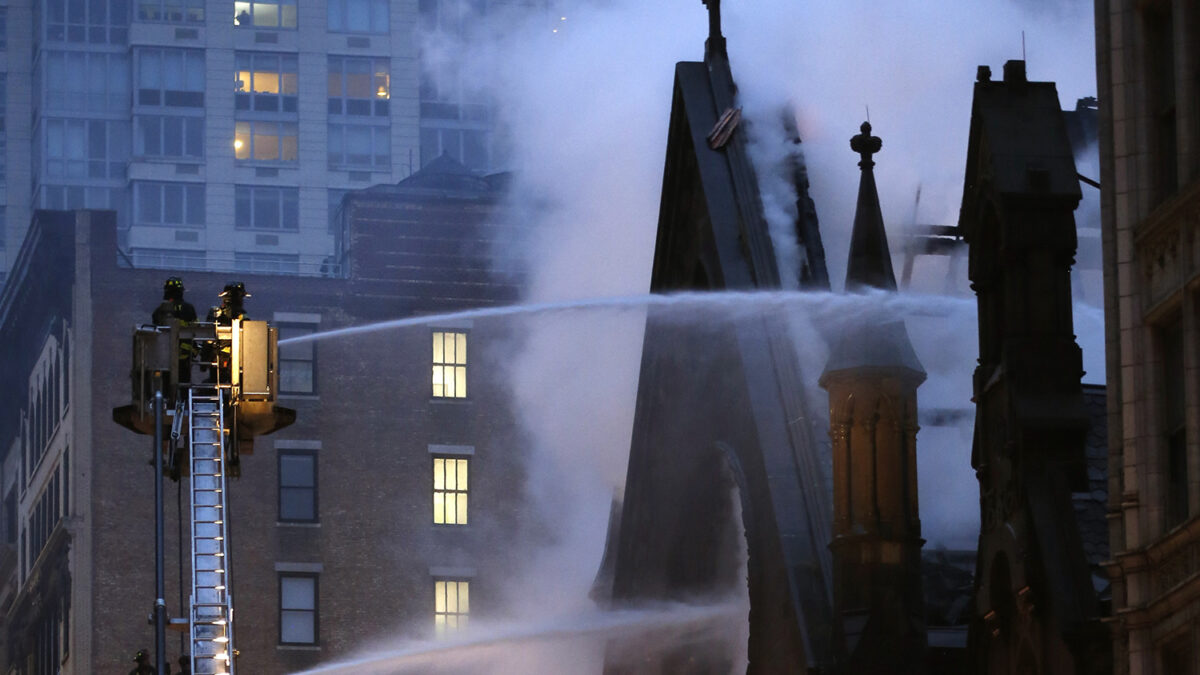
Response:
[1162, 316, 1189, 529]
[133, 181, 205, 228]
[278, 451, 316, 522]
[327, 0, 387, 33]
[1147, 6, 1178, 202]
[279, 574, 318, 644]
[137, 0, 203, 22]
[135, 115, 203, 159]
[279, 324, 316, 394]
[136, 48, 204, 107]
[235, 185, 298, 230]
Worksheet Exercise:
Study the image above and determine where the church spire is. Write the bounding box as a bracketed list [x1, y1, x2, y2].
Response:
[702, 0, 726, 56]
[845, 121, 897, 291]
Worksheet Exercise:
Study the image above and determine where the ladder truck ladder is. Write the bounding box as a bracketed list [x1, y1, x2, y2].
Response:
[188, 387, 236, 675]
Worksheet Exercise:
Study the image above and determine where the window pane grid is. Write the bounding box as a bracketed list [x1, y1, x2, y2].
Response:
[236, 52, 299, 114]
[234, 0, 296, 28]
[279, 575, 317, 644]
[431, 331, 466, 398]
[278, 451, 316, 522]
[433, 580, 469, 635]
[235, 120, 298, 162]
[432, 457, 468, 525]
[136, 48, 205, 108]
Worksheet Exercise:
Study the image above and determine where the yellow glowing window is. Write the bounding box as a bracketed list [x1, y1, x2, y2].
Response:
[432, 331, 467, 398]
[433, 457, 468, 525]
[434, 579, 469, 634]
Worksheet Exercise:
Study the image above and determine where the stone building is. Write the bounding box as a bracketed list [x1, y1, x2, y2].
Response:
[1095, 1, 1200, 672]
[0, 157, 530, 674]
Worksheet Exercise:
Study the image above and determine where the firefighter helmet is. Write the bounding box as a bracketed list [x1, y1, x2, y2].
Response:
[163, 276, 185, 299]
[219, 281, 250, 299]
[134, 648, 150, 662]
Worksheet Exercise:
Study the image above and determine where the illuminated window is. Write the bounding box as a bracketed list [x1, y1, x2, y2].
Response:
[432, 331, 466, 398]
[327, 0, 388, 34]
[236, 52, 299, 113]
[433, 579, 469, 634]
[234, 121, 298, 162]
[234, 0, 297, 28]
[278, 451, 316, 522]
[136, 48, 205, 107]
[432, 457, 468, 525]
[138, 0, 204, 23]
[328, 56, 390, 117]
[279, 574, 317, 644]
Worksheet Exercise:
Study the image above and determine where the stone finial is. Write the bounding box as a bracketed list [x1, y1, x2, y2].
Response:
[850, 121, 882, 169]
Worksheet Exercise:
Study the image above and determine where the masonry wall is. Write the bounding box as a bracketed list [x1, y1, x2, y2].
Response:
[1096, 1, 1200, 673]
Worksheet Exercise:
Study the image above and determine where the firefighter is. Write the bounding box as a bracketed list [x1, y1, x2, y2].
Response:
[177, 654, 192, 675]
[129, 648, 156, 675]
[152, 277, 198, 385]
[202, 283, 250, 384]
[206, 282, 250, 325]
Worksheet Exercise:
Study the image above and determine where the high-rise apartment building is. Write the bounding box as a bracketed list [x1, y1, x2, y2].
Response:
[0, 0, 499, 286]
[1095, 1, 1200, 672]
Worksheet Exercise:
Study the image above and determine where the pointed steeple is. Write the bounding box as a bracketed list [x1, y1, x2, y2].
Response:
[845, 122, 897, 292]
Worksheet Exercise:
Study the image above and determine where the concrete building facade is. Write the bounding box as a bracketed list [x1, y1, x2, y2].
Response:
[1095, 1, 1200, 672]
[0, 163, 528, 673]
[0, 0, 501, 286]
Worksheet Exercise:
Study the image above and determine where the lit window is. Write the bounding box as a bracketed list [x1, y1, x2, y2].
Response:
[432, 331, 466, 398]
[432, 457, 468, 525]
[279, 574, 317, 644]
[236, 52, 299, 113]
[327, 0, 388, 34]
[278, 324, 316, 393]
[433, 579, 469, 634]
[234, 0, 297, 28]
[328, 56, 390, 117]
[235, 121, 298, 162]
[278, 451, 316, 522]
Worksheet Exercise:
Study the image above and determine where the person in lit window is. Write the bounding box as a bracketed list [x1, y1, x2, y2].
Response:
[236, 8, 251, 25]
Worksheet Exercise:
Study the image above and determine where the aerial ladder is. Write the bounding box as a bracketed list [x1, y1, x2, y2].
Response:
[115, 319, 295, 675]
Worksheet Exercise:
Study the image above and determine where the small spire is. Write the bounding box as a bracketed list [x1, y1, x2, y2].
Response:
[845, 121, 897, 292]
[702, 0, 725, 56]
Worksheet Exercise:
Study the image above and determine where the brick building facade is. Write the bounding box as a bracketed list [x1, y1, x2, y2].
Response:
[0, 159, 530, 673]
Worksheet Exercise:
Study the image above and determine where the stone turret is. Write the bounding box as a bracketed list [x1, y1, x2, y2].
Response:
[820, 122, 928, 673]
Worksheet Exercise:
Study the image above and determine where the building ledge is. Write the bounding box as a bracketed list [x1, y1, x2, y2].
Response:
[1133, 178, 1200, 248]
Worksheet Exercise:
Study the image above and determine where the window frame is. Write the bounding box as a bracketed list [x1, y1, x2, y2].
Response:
[278, 573, 319, 645]
[235, 120, 299, 163]
[431, 330, 467, 399]
[433, 577, 469, 635]
[235, 52, 300, 115]
[278, 323, 318, 394]
[235, 185, 299, 231]
[132, 181, 205, 228]
[327, 0, 389, 34]
[432, 456, 468, 526]
[234, 0, 297, 29]
[277, 449, 317, 523]
[137, 0, 204, 23]
[327, 123, 390, 170]
[135, 47, 206, 108]
[135, 114, 204, 159]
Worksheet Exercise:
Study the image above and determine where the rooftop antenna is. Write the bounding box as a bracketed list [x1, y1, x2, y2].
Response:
[865, 105, 871, 124]
[1022, 30, 1026, 61]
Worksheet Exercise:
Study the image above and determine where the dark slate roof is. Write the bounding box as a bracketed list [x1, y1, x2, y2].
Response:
[364, 153, 505, 198]
[961, 60, 1082, 209]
